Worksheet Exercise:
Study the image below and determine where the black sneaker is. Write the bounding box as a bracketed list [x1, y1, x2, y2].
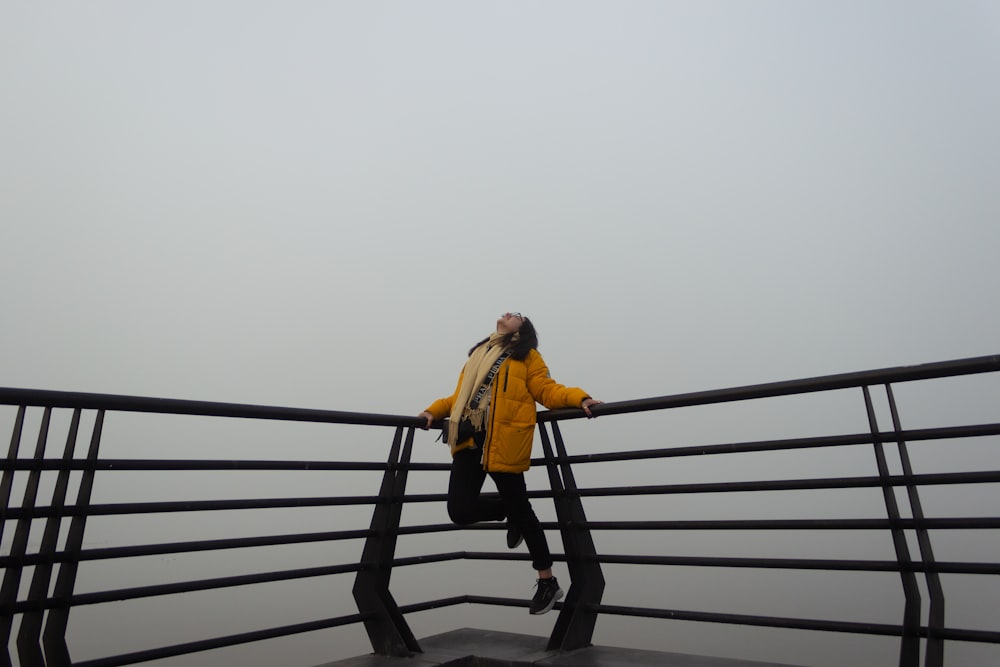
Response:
[529, 576, 563, 615]
[506, 521, 524, 549]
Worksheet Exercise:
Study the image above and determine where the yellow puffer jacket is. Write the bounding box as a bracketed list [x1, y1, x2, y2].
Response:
[424, 348, 590, 473]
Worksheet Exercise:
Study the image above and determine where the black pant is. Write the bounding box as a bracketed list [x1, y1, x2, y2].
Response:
[447, 447, 553, 572]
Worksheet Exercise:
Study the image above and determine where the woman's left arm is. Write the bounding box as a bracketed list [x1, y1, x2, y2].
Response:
[525, 350, 602, 416]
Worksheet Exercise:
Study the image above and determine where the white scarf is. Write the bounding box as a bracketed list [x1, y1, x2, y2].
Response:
[447, 332, 512, 446]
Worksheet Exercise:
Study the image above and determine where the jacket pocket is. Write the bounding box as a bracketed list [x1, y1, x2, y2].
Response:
[492, 423, 535, 470]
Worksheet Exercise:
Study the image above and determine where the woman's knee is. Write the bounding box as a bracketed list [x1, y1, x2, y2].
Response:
[447, 502, 476, 526]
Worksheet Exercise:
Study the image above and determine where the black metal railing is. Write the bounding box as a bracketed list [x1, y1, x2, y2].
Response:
[2, 354, 999, 667]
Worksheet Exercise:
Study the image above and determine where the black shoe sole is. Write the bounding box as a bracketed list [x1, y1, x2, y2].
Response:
[529, 587, 563, 615]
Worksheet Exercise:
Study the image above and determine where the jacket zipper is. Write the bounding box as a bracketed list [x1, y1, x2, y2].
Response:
[483, 361, 508, 470]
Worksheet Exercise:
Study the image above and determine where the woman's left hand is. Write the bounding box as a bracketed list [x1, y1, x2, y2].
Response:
[580, 398, 603, 418]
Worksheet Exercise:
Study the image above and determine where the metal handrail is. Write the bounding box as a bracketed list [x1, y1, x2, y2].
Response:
[539, 354, 1000, 421]
[0, 387, 417, 426]
[6, 354, 995, 424]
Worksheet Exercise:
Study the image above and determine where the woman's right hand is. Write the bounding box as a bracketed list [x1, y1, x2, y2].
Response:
[418, 411, 434, 430]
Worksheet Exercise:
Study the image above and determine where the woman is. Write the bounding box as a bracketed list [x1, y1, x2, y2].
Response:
[419, 312, 602, 615]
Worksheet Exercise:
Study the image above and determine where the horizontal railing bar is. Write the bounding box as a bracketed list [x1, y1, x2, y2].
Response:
[398, 595, 470, 614]
[538, 433, 875, 465]
[389, 517, 1000, 562]
[0, 458, 390, 472]
[396, 489, 556, 504]
[1, 529, 374, 568]
[909, 561, 1000, 574]
[392, 461, 452, 472]
[593, 603, 1000, 645]
[397, 522, 571, 536]
[396, 523, 466, 535]
[5, 495, 386, 519]
[396, 522, 548, 536]
[538, 354, 1000, 422]
[0, 459, 445, 473]
[14, 473, 999, 518]
[389, 492, 451, 504]
[532, 423, 1000, 467]
[11, 536, 998, 575]
[391, 552, 467, 567]
[11, 492, 471, 519]
[575, 470, 1000, 497]
[936, 627, 1000, 644]
[593, 602, 906, 636]
[446, 551, 533, 563]
[400, 469, 1000, 504]
[579, 518, 1000, 530]
[426, 550, 1000, 575]
[269, 490, 552, 505]
[465, 594, 558, 611]
[0, 387, 420, 427]
[67, 466, 990, 510]
[7, 356, 997, 430]
[347, 477, 1000, 510]
[71, 611, 371, 667]
[593, 554, 1000, 574]
[5, 422, 997, 473]
[9, 513, 997, 568]
[399, 595, 1000, 645]
[7, 562, 364, 613]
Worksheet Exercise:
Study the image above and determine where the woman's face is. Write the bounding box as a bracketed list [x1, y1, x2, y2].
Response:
[496, 312, 524, 334]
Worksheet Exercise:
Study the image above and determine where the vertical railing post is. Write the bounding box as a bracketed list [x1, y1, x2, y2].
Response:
[1, 408, 51, 667]
[540, 421, 605, 652]
[43, 409, 105, 667]
[1, 405, 27, 667]
[352, 426, 420, 656]
[18, 409, 82, 666]
[885, 383, 945, 667]
[863, 386, 921, 667]
[0, 406, 26, 540]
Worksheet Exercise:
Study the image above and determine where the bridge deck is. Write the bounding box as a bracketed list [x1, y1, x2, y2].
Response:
[318, 628, 805, 667]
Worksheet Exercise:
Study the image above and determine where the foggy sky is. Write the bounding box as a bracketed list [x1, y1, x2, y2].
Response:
[3, 0, 998, 414]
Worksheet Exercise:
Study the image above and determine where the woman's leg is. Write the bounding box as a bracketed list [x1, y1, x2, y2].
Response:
[490, 471, 553, 572]
[447, 448, 505, 525]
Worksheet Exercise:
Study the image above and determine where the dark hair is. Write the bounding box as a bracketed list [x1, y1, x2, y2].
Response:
[468, 317, 538, 361]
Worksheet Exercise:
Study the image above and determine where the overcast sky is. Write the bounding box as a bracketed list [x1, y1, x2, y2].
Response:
[2, 3, 999, 665]
[3, 0, 998, 416]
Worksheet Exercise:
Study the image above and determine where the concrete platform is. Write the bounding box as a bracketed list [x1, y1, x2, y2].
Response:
[316, 628, 805, 667]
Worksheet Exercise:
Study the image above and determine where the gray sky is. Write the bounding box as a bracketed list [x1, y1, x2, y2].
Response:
[3, 0, 998, 414]
[2, 2, 1000, 666]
